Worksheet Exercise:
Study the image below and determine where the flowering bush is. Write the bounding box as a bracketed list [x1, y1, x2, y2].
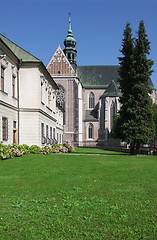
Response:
[18, 144, 30, 154]
[0, 142, 75, 160]
[40, 146, 53, 154]
[63, 143, 75, 153]
[29, 145, 41, 154]
[52, 145, 68, 153]
[0, 143, 24, 160]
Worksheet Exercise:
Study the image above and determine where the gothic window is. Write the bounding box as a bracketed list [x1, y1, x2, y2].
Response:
[56, 85, 65, 108]
[88, 123, 94, 139]
[89, 92, 95, 109]
[56, 85, 66, 124]
[110, 100, 117, 130]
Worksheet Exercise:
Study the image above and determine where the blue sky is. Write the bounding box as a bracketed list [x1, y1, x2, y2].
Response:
[1, 0, 157, 88]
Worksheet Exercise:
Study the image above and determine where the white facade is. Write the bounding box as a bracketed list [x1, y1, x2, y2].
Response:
[0, 35, 64, 146]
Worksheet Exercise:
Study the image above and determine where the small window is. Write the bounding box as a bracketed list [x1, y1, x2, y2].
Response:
[53, 128, 55, 139]
[41, 123, 44, 138]
[1, 66, 5, 91]
[88, 123, 93, 139]
[12, 75, 16, 97]
[2, 117, 8, 141]
[46, 125, 49, 138]
[13, 121, 16, 128]
[48, 92, 51, 107]
[50, 127, 52, 139]
[89, 92, 95, 108]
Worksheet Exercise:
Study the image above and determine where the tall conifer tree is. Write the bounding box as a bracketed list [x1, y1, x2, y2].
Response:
[117, 21, 155, 155]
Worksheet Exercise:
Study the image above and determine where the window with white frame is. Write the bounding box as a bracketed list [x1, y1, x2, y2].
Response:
[2, 117, 8, 141]
[41, 123, 45, 144]
[12, 75, 16, 98]
[46, 125, 49, 139]
[50, 127, 52, 139]
[1, 66, 5, 92]
[53, 128, 55, 139]
[48, 91, 51, 108]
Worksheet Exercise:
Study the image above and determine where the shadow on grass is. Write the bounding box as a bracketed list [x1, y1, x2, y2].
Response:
[72, 148, 127, 155]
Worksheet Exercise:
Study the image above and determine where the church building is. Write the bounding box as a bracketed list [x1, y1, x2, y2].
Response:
[48, 16, 150, 146]
[1, 16, 156, 147]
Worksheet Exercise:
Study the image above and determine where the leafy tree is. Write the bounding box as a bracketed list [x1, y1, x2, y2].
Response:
[116, 21, 155, 155]
[152, 104, 157, 137]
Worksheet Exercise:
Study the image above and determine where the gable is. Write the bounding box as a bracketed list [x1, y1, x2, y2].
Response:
[47, 45, 76, 76]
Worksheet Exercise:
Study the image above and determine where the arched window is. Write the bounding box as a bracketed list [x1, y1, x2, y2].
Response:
[110, 100, 117, 130]
[56, 85, 65, 109]
[89, 92, 95, 108]
[88, 123, 94, 139]
[56, 85, 66, 124]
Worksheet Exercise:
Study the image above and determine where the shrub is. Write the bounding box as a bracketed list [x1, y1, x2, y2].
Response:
[53, 145, 68, 153]
[0, 142, 75, 160]
[63, 143, 75, 153]
[0, 143, 24, 160]
[29, 145, 41, 154]
[40, 146, 53, 154]
[18, 144, 30, 154]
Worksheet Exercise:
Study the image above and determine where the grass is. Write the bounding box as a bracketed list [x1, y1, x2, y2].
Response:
[74, 147, 126, 155]
[0, 150, 157, 239]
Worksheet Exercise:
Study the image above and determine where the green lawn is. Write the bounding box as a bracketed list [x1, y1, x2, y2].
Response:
[0, 152, 157, 239]
[74, 147, 126, 155]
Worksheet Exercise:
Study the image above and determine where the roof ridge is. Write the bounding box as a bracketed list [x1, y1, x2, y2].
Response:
[0, 33, 41, 62]
[78, 65, 119, 67]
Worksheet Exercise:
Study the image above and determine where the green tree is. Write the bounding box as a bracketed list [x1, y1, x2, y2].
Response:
[152, 104, 157, 137]
[116, 21, 155, 155]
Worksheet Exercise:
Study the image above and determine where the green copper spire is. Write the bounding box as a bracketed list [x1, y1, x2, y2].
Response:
[63, 13, 77, 68]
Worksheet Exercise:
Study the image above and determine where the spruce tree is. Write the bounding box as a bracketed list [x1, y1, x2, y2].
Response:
[117, 21, 155, 155]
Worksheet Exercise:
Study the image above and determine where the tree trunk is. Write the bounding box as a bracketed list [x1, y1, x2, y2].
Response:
[130, 142, 140, 155]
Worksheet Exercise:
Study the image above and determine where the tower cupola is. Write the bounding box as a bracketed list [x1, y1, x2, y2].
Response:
[63, 13, 77, 69]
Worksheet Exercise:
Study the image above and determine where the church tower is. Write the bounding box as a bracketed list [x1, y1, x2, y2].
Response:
[47, 14, 83, 145]
[63, 13, 77, 69]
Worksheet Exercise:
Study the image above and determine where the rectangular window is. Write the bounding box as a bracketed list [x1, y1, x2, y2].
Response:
[1, 66, 5, 91]
[46, 125, 49, 138]
[50, 127, 52, 139]
[12, 75, 16, 97]
[41, 123, 45, 144]
[2, 117, 8, 141]
[53, 128, 55, 139]
[41, 123, 44, 137]
[48, 92, 51, 108]
[13, 121, 16, 128]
